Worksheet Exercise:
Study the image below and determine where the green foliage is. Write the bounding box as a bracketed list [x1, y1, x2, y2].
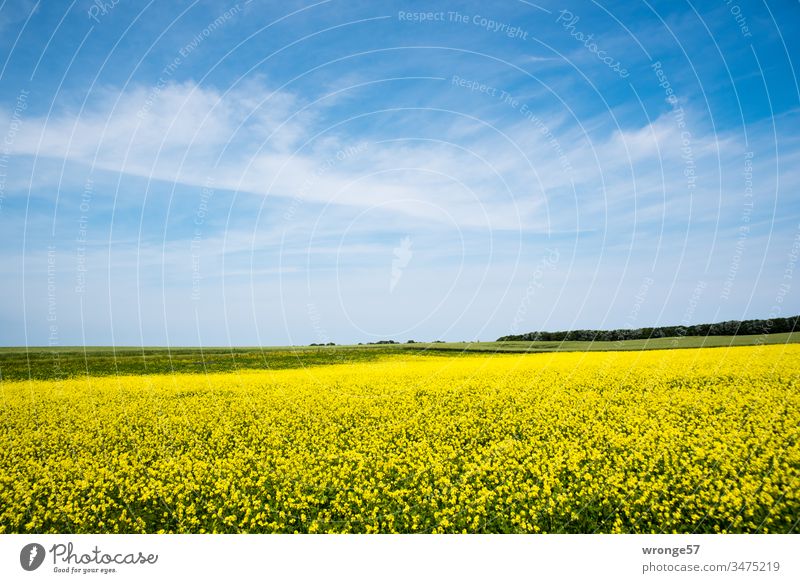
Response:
[1, 331, 798, 382]
[497, 315, 799, 342]
[0, 346, 406, 382]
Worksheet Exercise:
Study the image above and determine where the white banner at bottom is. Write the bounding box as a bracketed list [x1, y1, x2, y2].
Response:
[1, 534, 796, 582]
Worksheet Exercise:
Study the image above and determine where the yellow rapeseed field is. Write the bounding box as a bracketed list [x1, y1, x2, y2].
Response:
[1, 345, 798, 533]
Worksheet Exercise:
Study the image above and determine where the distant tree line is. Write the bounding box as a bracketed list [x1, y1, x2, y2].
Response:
[497, 315, 799, 342]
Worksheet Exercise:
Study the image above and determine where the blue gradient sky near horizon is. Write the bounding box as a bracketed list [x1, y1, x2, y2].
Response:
[0, 0, 798, 346]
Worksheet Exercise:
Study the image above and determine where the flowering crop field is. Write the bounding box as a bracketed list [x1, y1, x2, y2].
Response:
[1, 344, 798, 533]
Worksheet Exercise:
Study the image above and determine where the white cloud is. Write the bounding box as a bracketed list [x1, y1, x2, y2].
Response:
[2, 78, 798, 244]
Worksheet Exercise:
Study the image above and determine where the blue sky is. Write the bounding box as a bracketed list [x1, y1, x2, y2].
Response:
[0, 0, 798, 346]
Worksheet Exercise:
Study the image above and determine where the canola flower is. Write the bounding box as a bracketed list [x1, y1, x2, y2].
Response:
[0, 344, 798, 533]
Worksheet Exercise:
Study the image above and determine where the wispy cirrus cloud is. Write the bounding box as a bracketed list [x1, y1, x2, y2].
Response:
[6, 76, 796, 241]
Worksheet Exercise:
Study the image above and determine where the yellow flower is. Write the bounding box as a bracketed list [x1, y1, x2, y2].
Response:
[0, 344, 797, 533]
